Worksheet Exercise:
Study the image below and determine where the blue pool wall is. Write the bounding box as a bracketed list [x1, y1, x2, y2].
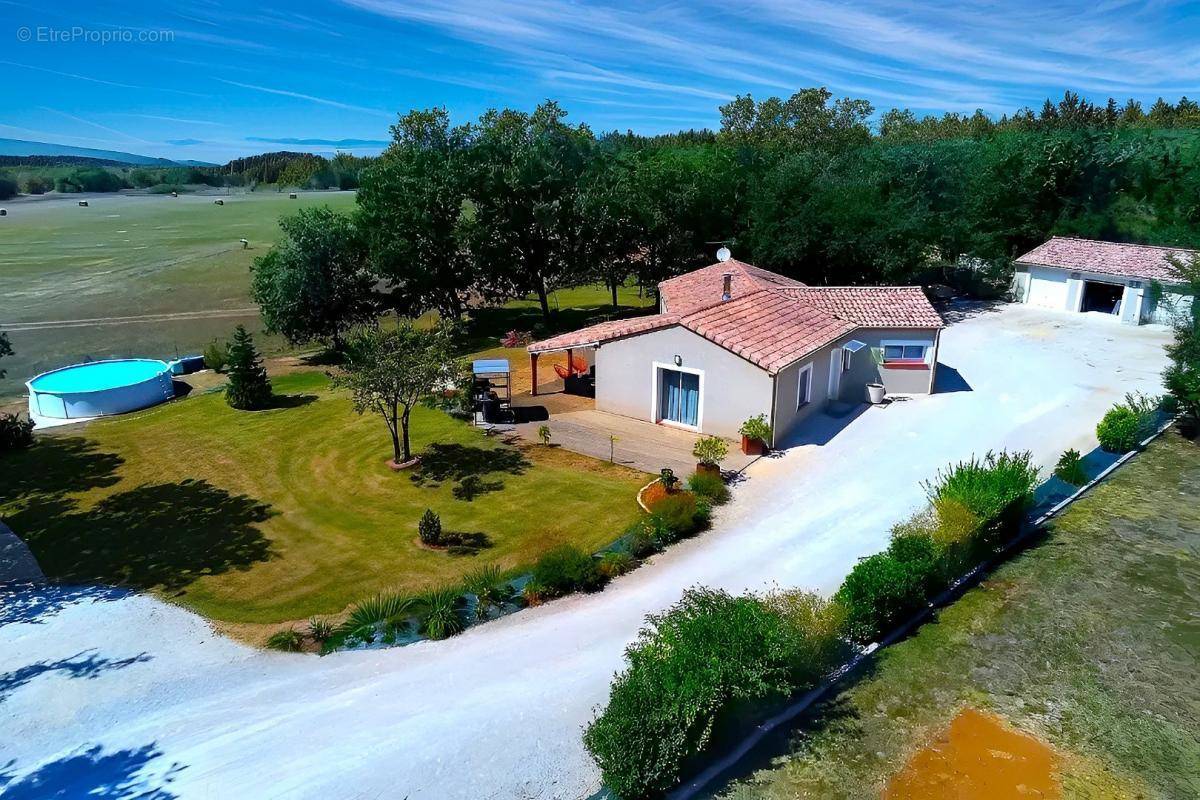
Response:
[27, 359, 175, 421]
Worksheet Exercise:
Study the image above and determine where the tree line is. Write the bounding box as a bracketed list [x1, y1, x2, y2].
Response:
[0, 150, 371, 197]
[253, 87, 1200, 349]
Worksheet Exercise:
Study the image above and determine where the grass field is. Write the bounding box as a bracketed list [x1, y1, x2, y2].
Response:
[0, 190, 357, 399]
[0, 369, 647, 631]
[715, 432, 1200, 800]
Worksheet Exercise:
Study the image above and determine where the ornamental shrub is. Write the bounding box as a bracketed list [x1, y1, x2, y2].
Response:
[762, 589, 848, 686]
[691, 435, 728, 466]
[686, 471, 730, 504]
[203, 339, 229, 372]
[0, 413, 35, 453]
[650, 492, 703, 543]
[923, 450, 1038, 523]
[738, 414, 772, 443]
[418, 508, 442, 546]
[598, 550, 636, 579]
[1053, 448, 1088, 485]
[834, 552, 928, 644]
[583, 588, 793, 799]
[531, 544, 605, 597]
[1096, 394, 1157, 453]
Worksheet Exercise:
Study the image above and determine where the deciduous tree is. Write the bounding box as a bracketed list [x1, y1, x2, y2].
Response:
[251, 206, 376, 350]
[331, 323, 460, 465]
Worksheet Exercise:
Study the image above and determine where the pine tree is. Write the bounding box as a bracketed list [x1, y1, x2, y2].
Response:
[225, 325, 273, 410]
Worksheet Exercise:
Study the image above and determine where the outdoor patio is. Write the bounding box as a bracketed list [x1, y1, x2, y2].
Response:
[508, 402, 759, 477]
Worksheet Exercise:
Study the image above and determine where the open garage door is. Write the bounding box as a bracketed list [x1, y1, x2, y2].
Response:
[1026, 267, 1070, 310]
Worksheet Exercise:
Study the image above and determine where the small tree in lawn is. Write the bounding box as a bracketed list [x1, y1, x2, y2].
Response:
[0, 331, 12, 378]
[333, 322, 459, 465]
[225, 325, 273, 410]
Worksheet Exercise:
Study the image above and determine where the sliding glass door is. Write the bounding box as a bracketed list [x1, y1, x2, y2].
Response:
[658, 368, 700, 427]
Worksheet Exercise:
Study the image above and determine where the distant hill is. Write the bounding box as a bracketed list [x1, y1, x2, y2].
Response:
[0, 138, 215, 167]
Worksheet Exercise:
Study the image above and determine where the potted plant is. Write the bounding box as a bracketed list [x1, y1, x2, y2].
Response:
[692, 435, 728, 477]
[738, 414, 772, 455]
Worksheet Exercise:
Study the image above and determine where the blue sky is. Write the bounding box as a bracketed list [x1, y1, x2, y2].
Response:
[2, 0, 1199, 162]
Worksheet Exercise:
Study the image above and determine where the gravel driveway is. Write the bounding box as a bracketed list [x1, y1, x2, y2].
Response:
[0, 305, 1172, 800]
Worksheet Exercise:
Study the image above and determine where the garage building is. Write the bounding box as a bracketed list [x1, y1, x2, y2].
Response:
[1014, 237, 1195, 325]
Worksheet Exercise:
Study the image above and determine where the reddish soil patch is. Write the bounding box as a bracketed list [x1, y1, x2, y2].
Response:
[885, 708, 1061, 800]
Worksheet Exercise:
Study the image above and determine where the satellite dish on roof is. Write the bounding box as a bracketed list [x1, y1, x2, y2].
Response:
[716, 246, 731, 262]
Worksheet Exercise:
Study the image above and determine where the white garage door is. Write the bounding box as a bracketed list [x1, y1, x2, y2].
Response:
[1026, 267, 1070, 310]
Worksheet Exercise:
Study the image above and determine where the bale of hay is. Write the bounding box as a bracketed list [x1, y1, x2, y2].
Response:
[289, 193, 297, 199]
[78, 200, 89, 207]
[0, 209, 7, 216]
[171, 191, 178, 198]
[214, 199, 224, 205]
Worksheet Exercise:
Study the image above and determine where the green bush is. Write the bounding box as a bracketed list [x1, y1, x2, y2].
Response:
[1053, 448, 1088, 486]
[738, 414, 772, 443]
[265, 628, 304, 652]
[692, 435, 728, 466]
[202, 339, 229, 372]
[583, 588, 793, 799]
[686, 471, 730, 504]
[1097, 394, 1157, 453]
[598, 550, 636, 579]
[762, 590, 848, 686]
[532, 544, 605, 597]
[0, 176, 18, 200]
[924, 450, 1038, 523]
[650, 492, 703, 541]
[418, 508, 442, 545]
[834, 552, 928, 644]
[0, 413, 35, 452]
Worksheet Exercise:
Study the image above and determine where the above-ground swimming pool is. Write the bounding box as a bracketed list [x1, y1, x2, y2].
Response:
[27, 359, 175, 423]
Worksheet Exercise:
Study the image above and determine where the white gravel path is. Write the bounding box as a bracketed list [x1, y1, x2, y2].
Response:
[0, 305, 1172, 800]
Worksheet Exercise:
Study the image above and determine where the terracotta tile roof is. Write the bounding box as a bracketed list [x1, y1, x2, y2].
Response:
[680, 291, 856, 374]
[527, 313, 680, 353]
[659, 259, 805, 314]
[782, 287, 944, 328]
[528, 259, 943, 375]
[1016, 237, 1196, 282]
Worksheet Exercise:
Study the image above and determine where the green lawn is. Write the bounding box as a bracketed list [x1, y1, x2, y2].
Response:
[716, 432, 1200, 800]
[0, 370, 646, 628]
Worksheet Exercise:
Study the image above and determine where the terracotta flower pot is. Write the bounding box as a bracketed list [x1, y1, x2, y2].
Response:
[696, 462, 721, 478]
[741, 435, 767, 456]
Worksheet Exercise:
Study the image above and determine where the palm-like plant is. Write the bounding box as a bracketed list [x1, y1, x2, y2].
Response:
[462, 564, 506, 620]
[341, 592, 418, 641]
[420, 587, 466, 639]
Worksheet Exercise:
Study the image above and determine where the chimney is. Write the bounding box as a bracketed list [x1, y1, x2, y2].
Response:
[721, 272, 733, 302]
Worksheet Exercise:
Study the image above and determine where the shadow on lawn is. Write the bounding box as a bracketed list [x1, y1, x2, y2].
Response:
[10, 480, 275, 593]
[0, 437, 124, 509]
[410, 443, 528, 489]
[0, 743, 183, 800]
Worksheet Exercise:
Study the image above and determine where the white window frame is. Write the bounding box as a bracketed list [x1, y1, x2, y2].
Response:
[650, 361, 704, 432]
[796, 362, 813, 409]
[880, 339, 934, 365]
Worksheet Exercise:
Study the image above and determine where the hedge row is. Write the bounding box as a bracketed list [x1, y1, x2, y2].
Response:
[584, 450, 1039, 799]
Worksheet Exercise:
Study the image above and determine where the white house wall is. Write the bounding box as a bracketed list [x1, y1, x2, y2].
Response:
[1018, 263, 1179, 326]
[594, 325, 774, 439]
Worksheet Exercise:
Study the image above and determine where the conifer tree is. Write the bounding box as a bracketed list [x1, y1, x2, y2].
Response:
[225, 325, 273, 410]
